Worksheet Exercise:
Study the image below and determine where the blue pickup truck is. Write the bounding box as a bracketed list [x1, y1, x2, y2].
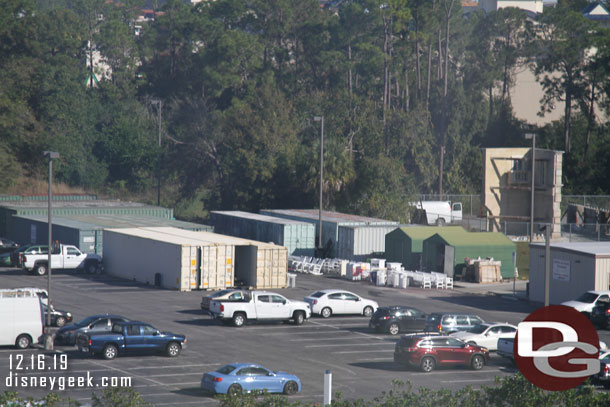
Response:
[77, 321, 186, 360]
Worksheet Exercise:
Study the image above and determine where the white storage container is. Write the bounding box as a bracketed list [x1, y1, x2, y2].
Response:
[391, 272, 401, 287]
[376, 269, 386, 286]
[399, 273, 409, 288]
[387, 262, 402, 271]
[370, 258, 386, 269]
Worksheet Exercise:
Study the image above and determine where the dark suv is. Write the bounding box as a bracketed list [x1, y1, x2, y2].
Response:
[592, 299, 610, 329]
[393, 334, 490, 372]
[369, 306, 427, 335]
[424, 312, 484, 334]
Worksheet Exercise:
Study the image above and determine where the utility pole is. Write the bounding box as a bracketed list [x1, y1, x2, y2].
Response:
[525, 133, 536, 243]
[151, 99, 162, 206]
[314, 116, 324, 251]
[43, 151, 59, 350]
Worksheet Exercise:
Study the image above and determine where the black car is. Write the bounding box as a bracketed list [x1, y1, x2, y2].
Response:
[0, 237, 19, 254]
[592, 300, 610, 329]
[42, 304, 73, 327]
[55, 314, 130, 345]
[369, 306, 427, 335]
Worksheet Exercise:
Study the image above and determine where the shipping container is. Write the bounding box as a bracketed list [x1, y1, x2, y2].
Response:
[8, 214, 212, 254]
[260, 209, 397, 257]
[422, 230, 516, 279]
[103, 228, 234, 292]
[336, 225, 398, 261]
[0, 199, 173, 237]
[210, 211, 315, 256]
[139, 227, 289, 289]
[385, 226, 467, 271]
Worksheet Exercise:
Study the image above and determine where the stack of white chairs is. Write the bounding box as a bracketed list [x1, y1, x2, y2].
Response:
[444, 276, 454, 289]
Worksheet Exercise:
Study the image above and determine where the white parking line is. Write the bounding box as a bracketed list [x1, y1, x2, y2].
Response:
[305, 343, 393, 348]
[356, 357, 391, 361]
[258, 330, 341, 336]
[142, 372, 203, 378]
[308, 320, 384, 340]
[128, 363, 220, 370]
[291, 337, 384, 342]
[87, 359, 165, 386]
[335, 350, 394, 354]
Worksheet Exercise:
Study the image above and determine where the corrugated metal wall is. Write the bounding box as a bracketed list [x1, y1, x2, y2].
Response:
[595, 258, 610, 291]
[337, 226, 396, 261]
[529, 245, 597, 304]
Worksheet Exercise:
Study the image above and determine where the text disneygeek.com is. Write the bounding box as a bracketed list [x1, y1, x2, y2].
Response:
[5, 372, 132, 391]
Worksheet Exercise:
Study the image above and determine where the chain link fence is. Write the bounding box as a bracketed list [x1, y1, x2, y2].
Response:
[418, 194, 610, 242]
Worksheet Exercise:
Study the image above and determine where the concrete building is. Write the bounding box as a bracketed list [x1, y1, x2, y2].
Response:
[529, 242, 610, 304]
[482, 147, 563, 239]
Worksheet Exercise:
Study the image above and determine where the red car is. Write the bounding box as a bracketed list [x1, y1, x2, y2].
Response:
[393, 334, 490, 372]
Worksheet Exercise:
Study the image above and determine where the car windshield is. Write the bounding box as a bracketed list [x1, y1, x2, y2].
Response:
[75, 316, 100, 327]
[211, 290, 232, 298]
[310, 291, 325, 298]
[426, 314, 441, 323]
[467, 325, 488, 334]
[575, 292, 598, 303]
[373, 309, 390, 317]
[216, 365, 237, 375]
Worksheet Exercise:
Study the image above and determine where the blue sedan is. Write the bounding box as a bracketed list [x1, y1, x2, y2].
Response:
[201, 363, 301, 395]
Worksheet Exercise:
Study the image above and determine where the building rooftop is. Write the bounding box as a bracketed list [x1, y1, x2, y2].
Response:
[211, 211, 311, 225]
[532, 241, 610, 256]
[260, 209, 397, 225]
[14, 214, 211, 231]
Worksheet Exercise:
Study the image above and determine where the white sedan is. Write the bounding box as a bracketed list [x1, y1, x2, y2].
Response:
[304, 289, 378, 318]
[450, 323, 517, 351]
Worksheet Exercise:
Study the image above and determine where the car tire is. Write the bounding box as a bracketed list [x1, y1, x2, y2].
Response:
[436, 218, 446, 226]
[35, 263, 47, 276]
[15, 334, 31, 349]
[283, 380, 298, 395]
[321, 307, 332, 318]
[363, 306, 374, 317]
[388, 323, 400, 335]
[55, 316, 67, 327]
[420, 356, 435, 373]
[227, 384, 242, 396]
[166, 342, 181, 357]
[232, 313, 246, 327]
[293, 311, 305, 325]
[102, 344, 118, 360]
[86, 261, 97, 274]
[471, 354, 485, 370]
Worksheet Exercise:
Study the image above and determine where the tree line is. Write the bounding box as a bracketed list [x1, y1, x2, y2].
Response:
[1, 0, 609, 222]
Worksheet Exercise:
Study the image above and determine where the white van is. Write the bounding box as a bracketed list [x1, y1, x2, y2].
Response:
[413, 201, 463, 226]
[0, 290, 44, 348]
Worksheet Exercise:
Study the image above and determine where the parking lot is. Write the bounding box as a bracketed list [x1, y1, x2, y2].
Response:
[1, 267, 609, 405]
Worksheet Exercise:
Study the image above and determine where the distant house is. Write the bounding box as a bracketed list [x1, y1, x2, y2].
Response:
[479, 0, 543, 14]
[582, 2, 610, 28]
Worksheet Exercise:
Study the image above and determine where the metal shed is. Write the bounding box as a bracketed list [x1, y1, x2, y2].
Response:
[139, 227, 288, 290]
[103, 227, 235, 291]
[529, 242, 610, 304]
[336, 225, 399, 261]
[8, 214, 212, 254]
[0, 199, 173, 237]
[259, 209, 397, 257]
[422, 231, 516, 278]
[385, 226, 467, 270]
[210, 211, 315, 256]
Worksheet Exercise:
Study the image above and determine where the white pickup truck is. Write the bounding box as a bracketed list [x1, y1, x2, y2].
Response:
[23, 244, 102, 276]
[209, 291, 311, 327]
[497, 337, 515, 362]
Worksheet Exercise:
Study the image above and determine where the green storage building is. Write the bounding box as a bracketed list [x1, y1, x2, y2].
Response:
[385, 226, 467, 270]
[422, 231, 516, 278]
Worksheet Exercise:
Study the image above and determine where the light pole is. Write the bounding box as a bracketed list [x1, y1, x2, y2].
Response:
[525, 133, 536, 243]
[43, 150, 59, 350]
[151, 99, 162, 206]
[314, 116, 324, 251]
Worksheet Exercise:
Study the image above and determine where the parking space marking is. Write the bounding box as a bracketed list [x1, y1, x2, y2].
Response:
[128, 363, 220, 370]
[306, 342, 393, 348]
[87, 359, 165, 386]
[292, 337, 383, 342]
[356, 357, 391, 361]
[142, 372, 203, 378]
[334, 350, 394, 354]
[308, 320, 384, 340]
[258, 330, 341, 336]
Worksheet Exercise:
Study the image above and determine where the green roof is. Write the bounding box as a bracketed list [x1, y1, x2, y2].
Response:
[396, 226, 467, 239]
[431, 231, 515, 247]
